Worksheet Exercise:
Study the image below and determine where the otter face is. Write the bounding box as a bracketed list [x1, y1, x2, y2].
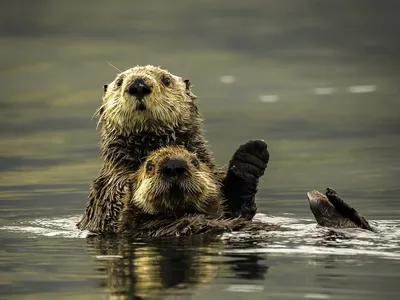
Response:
[307, 190, 358, 228]
[130, 146, 221, 216]
[99, 65, 197, 134]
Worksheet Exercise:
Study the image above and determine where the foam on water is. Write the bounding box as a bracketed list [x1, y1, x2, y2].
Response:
[1, 215, 91, 238]
[221, 214, 400, 261]
[1, 213, 400, 260]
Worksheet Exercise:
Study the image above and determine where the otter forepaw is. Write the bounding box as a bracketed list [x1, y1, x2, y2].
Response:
[221, 139, 269, 220]
[229, 139, 269, 181]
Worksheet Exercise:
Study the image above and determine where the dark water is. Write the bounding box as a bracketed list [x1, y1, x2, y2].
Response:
[1, 1, 400, 299]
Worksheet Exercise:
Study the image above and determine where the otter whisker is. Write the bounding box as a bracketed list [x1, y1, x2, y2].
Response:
[94, 107, 108, 130]
[95, 119, 102, 131]
[92, 102, 105, 120]
[106, 61, 122, 73]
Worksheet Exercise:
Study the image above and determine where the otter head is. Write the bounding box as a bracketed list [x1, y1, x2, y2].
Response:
[307, 190, 359, 228]
[99, 65, 197, 134]
[129, 146, 221, 216]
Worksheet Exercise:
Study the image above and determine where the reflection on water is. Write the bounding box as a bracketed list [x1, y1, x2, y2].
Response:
[87, 234, 222, 299]
[1, 0, 400, 299]
[2, 214, 400, 299]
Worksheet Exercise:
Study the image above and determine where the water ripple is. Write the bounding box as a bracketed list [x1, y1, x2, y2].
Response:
[1, 213, 400, 261]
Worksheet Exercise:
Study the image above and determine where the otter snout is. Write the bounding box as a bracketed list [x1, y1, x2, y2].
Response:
[128, 78, 152, 98]
[161, 159, 188, 178]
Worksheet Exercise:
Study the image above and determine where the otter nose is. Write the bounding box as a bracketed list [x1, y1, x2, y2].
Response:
[161, 159, 188, 177]
[128, 78, 152, 98]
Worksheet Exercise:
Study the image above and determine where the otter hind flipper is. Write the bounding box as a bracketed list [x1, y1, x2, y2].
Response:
[325, 188, 374, 232]
[222, 140, 269, 220]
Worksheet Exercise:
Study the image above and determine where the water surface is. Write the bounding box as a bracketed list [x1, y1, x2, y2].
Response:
[1, 1, 400, 299]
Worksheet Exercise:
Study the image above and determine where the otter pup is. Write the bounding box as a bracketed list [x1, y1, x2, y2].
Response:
[77, 65, 269, 233]
[307, 188, 374, 232]
[118, 146, 277, 237]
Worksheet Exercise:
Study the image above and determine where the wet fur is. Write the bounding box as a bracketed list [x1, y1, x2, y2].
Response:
[117, 146, 275, 237]
[120, 214, 280, 238]
[118, 146, 222, 231]
[77, 65, 268, 233]
[77, 66, 217, 233]
[307, 188, 374, 232]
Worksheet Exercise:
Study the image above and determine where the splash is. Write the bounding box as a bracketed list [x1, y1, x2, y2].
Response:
[1, 213, 400, 260]
[221, 213, 400, 261]
[1, 215, 91, 238]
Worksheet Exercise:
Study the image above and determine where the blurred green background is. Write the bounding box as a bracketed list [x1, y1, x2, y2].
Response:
[1, 0, 399, 219]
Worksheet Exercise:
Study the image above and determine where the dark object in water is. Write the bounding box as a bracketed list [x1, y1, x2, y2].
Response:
[307, 187, 374, 232]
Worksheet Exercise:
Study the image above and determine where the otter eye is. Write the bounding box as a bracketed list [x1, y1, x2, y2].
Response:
[116, 78, 123, 87]
[146, 161, 154, 172]
[192, 159, 199, 168]
[161, 76, 171, 87]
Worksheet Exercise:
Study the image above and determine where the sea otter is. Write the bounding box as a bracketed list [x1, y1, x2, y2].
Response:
[77, 65, 269, 233]
[118, 146, 277, 237]
[307, 188, 375, 232]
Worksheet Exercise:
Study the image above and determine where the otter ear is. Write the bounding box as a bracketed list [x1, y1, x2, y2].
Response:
[184, 79, 197, 101]
[98, 84, 108, 116]
[184, 79, 191, 90]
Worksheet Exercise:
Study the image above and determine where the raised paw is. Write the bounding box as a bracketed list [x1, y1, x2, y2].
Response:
[229, 139, 269, 181]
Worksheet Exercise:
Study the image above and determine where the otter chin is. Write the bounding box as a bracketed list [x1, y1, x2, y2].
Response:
[307, 188, 374, 232]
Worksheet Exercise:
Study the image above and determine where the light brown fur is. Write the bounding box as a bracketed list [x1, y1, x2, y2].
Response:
[126, 146, 221, 215]
[77, 65, 217, 233]
[98, 65, 198, 135]
[118, 146, 223, 234]
[77, 65, 267, 234]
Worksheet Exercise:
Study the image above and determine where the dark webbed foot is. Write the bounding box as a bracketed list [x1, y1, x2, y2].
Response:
[222, 140, 269, 220]
[326, 188, 374, 232]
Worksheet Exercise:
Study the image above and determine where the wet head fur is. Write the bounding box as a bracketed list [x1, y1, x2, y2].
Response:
[126, 146, 221, 215]
[98, 65, 198, 135]
[118, 146, 223, 233]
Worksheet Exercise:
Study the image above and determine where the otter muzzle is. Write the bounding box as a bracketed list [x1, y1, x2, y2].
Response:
[128, 78, 152, 99]
[160, 159, 188, 180]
